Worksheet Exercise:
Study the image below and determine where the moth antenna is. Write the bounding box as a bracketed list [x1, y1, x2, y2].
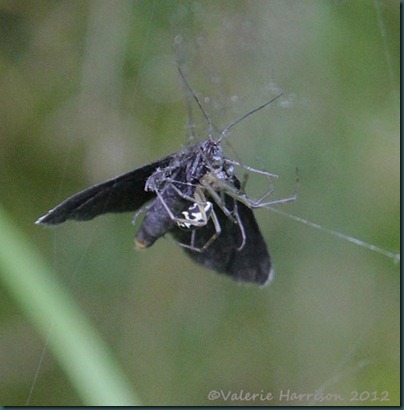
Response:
[177, 66, 215, 139]
[218, 93, 285, 142]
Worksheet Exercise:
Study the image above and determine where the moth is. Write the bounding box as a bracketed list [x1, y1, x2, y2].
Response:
[36, 70, 296, 285]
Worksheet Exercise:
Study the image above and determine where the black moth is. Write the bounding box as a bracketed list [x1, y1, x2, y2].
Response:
[36, 71, 295, 285]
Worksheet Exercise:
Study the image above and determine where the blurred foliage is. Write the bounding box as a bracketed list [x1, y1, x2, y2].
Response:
[0, 0, 399, 406]
[0, 206, 140, 405]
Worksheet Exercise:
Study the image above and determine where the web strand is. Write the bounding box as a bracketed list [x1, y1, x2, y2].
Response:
[268, 207, 400, 262]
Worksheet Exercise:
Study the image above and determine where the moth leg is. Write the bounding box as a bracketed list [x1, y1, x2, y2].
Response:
[131, 203, 149, 225]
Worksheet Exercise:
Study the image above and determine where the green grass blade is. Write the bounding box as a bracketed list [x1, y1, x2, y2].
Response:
[0, 205, 141, 406]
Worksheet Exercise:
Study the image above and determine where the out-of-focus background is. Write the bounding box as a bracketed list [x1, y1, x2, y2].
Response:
[0, 0, 399, 406]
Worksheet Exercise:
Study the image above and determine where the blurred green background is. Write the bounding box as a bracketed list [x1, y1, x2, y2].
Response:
[0, 0, 399, 406]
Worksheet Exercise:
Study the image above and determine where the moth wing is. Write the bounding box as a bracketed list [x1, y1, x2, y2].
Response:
[229, 203, 273, 285]
[171, 199, 272, 285]
[36, 155, 172, 225]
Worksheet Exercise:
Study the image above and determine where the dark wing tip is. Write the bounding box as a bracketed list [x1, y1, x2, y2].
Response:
[35, 209, 67, 225]
[35, 216, 46, 225]
[232, 260, 273, 286]
[259, 267, 275, 287]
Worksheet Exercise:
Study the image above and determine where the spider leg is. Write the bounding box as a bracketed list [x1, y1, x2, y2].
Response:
[219, 165, 299, 209]
[225, 158, 279, 179]
[233, 200, 247, 251]
[240, 172, 249, 192]
[200, 181, 236, 222]
[245, 167, 299, 208]
[170, 188, 222, 252]
[166, 179, 204, 205]
[199, 206, 221, 251]
[153, 182, 208, 228]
